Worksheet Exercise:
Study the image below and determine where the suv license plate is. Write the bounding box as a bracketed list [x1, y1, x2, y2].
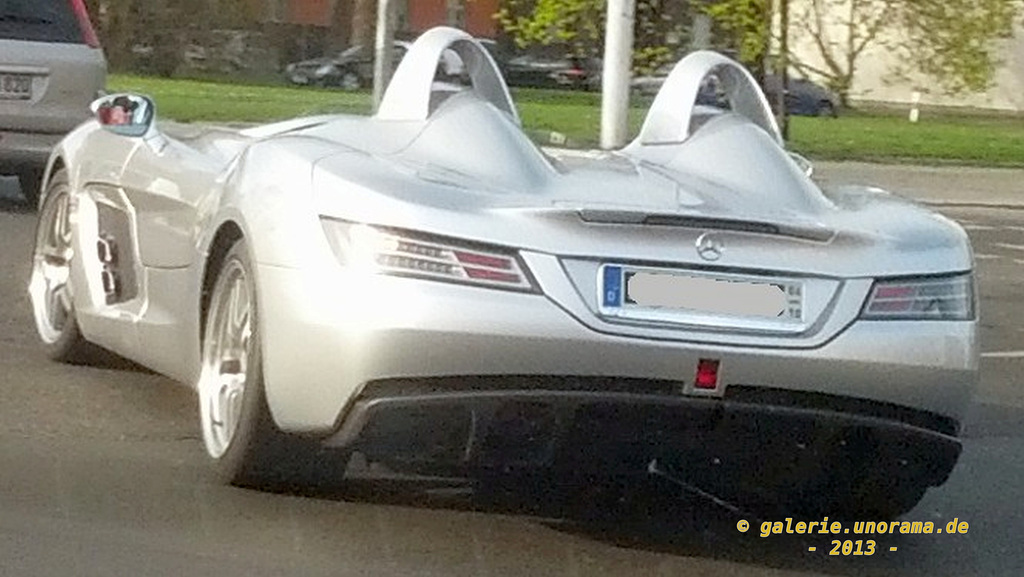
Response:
[0, 74, 32, 100]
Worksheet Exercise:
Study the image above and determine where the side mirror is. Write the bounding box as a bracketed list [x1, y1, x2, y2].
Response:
[789, 151, 814, 178]
[90, 93, 155, 138]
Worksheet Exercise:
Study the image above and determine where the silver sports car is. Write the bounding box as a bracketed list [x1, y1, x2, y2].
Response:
[28, 27, 976, 519]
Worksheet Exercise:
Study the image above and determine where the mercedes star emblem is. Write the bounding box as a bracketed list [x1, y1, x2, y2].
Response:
[696, 232, 724, 261]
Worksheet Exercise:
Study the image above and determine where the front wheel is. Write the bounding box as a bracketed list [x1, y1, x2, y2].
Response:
[28, 168, 103, 363]
[197, 240, 349, 488]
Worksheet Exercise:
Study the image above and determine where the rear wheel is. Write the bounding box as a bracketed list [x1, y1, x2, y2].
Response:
[29, 168, 104, 363]
[817, 101, 837, 118]
[339, 70, 362, 91]
[198, 240, 350, 489]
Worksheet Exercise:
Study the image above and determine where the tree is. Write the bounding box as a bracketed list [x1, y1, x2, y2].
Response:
[784, 0, 1021, 106]
[496, 0, 696, 73]
[350, 0, 377, 47]
[703, 0, 771, 71]
[896, 0, 1021, 96]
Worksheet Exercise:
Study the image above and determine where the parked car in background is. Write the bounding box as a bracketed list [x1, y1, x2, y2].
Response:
[633, 63, 731, 109]
[631, 63, 676, 97]
[502, 54, 602, 91]
[284, 40, 465, 90]
[0, 0, 107, 207]
[764, 75, 840, 117]
[633, 65, 839, 117]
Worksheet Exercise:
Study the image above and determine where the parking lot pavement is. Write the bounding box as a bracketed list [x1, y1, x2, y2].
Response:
[813, 162, 1024, 208]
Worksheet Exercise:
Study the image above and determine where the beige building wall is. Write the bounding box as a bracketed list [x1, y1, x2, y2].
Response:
[787, 5, 1024, 111]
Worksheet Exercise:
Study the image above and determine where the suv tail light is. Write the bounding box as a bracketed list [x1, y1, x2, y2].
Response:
[68, 0, 101, 48]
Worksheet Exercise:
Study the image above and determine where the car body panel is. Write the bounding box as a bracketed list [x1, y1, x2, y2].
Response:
[34, 28, 977, 451]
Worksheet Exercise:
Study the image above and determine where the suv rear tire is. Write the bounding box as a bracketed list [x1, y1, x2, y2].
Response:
[18, 167, 44, 209]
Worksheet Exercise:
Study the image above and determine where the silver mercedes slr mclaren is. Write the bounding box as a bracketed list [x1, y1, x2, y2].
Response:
[28, 27, 977, 519]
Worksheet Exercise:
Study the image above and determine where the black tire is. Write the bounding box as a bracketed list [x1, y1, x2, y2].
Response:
[784, 445, 931, 521]
[18, 166, 43, 209]
[841, 471, 930, 520]
[199, 240, 350, 490]
[818, 101, 837, 118]
[795, 480, 928, 521]
[30, 168, 106, 364]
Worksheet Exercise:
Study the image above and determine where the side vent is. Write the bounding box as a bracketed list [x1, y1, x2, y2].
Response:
[96, 204, 138, 304]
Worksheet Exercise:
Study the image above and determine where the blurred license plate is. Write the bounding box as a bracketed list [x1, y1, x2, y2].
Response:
[0, 74, 32, 100]
[601, 266, 802, 320]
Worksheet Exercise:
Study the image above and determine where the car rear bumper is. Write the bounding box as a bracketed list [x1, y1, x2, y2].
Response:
[256, 264, 977, 436]
[322, 388, 961, 498]
[0, 128, 63, 167]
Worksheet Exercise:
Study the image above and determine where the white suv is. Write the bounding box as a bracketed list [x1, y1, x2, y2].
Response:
[0, 0, 106, 207]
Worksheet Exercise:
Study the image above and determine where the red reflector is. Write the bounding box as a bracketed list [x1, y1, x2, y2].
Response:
[869, 299, 914, 312]
[463, 267, 521, 283]
[695, 359, 720, 390]
[453, 251, 512, 270]
[875, 285, 915, 299]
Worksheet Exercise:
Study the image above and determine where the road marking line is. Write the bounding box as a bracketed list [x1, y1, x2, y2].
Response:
[974, 254, 1000, 260]
[962, 224, 996, 231]
[1014, 259, 1024, 265]
[981, 351, 1024, 358]
[994, 242, 1024, 251]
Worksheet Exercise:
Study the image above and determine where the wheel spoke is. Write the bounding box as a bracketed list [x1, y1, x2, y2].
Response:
[222, 373, 245, 436]
[229, 278, 250, 333]
[39, 246, 72, 263]
[47, 286, 67, 330]
[31, 191, 76, 344]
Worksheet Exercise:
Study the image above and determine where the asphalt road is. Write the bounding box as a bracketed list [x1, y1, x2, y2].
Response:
[1, 175, 1023, 576]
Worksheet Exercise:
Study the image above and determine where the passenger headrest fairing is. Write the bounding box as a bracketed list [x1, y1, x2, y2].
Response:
[376, 27, 519, 124]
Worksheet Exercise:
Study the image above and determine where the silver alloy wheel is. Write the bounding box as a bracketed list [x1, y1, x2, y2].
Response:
[29, 189, 74, 344]
[198, 258, 254, 459]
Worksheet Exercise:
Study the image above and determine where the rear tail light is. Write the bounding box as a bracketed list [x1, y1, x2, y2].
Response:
[860, 273, 974, 321]
[69, 0, 101, 48]
[322, 220, 536, 292]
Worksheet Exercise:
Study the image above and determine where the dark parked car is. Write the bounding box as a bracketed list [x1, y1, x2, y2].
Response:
[764, 75, 840, 117]
[0, 0, 107, 206]
[502, 54, 602, 91]
[633, 65, 839, 117]
[284, 41, 466, 90]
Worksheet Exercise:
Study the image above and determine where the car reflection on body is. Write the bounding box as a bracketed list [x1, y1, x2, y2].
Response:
[502, 53, 602, 91]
